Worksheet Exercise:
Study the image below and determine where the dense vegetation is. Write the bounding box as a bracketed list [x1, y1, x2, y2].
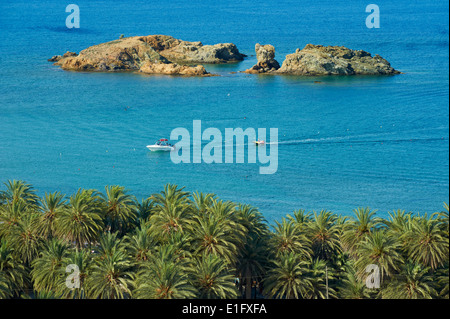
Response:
[0, 180, 448, 299]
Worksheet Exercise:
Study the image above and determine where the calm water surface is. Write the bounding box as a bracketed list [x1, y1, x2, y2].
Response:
[0, 0, 448, 221]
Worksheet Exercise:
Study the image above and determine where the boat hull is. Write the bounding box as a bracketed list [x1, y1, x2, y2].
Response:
[146, 145, 175, 152]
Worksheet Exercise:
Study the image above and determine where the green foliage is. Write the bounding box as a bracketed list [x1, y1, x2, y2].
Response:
[264, 252, 313, 299]
[191, 253, 238, 299]
[381, 262, 437, 299]
[0, 180, 448, 299]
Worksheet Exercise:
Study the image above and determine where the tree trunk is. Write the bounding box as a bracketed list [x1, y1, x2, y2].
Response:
[245, 269, 252, 299]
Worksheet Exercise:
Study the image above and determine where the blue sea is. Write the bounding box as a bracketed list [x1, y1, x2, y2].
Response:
[0, 0, 448, 222]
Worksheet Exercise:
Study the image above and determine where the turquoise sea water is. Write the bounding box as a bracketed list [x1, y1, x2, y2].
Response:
[0, 0, 448, 222]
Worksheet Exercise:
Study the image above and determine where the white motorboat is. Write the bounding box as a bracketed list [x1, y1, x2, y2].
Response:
[146, 139, 175, 151]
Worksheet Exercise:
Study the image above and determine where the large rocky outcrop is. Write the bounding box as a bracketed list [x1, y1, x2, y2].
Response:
[276, 44, 400, 75]
[49, 35, 245, 76]
[244, 43, 280, 73]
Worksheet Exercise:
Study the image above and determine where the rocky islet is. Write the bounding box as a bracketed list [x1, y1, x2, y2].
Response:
[49, 35, 400, 76]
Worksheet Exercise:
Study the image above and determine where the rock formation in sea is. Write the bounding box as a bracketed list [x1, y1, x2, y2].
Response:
[276, 44, 401, 75]
[49, 36, 401, 76]
[244, 43, 400, 75]
[244, 43, 280, 74]
[49, 35, 245, 76]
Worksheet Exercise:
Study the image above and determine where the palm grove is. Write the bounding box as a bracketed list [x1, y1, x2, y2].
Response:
[0, 180, 448, 299]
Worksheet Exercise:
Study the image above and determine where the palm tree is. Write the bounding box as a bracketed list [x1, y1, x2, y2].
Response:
[233, 204, 269, 298]
[59, 248, 92, 299]
[0, 239, 27, 298]
[338, 266, 371, 299]
[96, 231, 124, 257]
[436, 263, 449, 298]
[236, 235, 269, 299]
[304, 258, 337, 299]
[1, 180, 39, 210]
[35, 192, 67, 239]
[149, 184, 192, 241]
[308, 210, 342, 261]
[31, 238, 70, 295]
[264, 252, 313, 299]
[86, 247, 134, 299]
[206, 199, 238, 222]
[7, 212, 43, 266]
[191, 191, 216, 216]
[287, 209, 312, 232]
[124, 222, 157, 264]
[102, 185, 137, 236]
[191, 253, 238, 299]
[402, 213, 448, 270]
[134, 245, 195, 299]
[134, 198, 154, 223]
[341, 207, 379, 255]
[0, 272, 11, 299]
[165, 231, 193, 261]
[0, 200, 27, 238]
[270, 217, 312, 259]
[189, 212, 243, 264]
[383, 210, 412, 252]
[55, 189, 104, 250]
[355, 230, 402, 283]
[382, 262, 437, 299]
[236, 204, 268, 238]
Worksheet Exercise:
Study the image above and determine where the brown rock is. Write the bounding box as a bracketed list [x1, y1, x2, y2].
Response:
[47, 55, 62, 62]
[244, 43, 280, 73]
[139, 62, 210, 76]
[49, 34, 246, 76]
[276, 44, 401, 75]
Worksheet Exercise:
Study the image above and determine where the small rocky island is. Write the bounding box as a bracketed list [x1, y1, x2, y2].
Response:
[49, 35, 400, 76]
[244, 43, 401, 75]
[48, 35, 246, 76]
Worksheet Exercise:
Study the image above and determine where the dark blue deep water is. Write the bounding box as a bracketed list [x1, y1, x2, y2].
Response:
[0, 0, 448, 221]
